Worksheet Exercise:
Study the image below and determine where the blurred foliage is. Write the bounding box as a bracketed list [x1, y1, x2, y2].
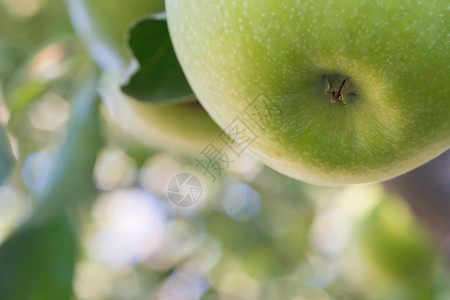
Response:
[0, 0, 73, 89]
[0, 66, 102, 299]
[29, 78, 103, 225]
[0, 1, 448, 300]
[0, 124, 13, 185]
[66, 0, 221, 155]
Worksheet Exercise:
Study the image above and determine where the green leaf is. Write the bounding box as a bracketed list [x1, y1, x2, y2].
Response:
[8, 80, 47, 118]
[0, 77, 103, 299]
[30, 77, 103, 225]
[121, 15, 195, 104]
[0, 125, 14, 185]
[0, 214, 76, 300]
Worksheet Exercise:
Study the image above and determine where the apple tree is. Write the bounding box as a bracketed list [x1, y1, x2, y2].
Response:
[0, 0, 448, 299]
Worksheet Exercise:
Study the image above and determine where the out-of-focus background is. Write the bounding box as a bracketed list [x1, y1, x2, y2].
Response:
[0, 0, 449, 299]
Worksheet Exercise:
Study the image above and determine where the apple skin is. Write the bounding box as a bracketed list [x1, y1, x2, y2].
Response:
[70, 0, 221, 154]
[166, 0, 450, 184]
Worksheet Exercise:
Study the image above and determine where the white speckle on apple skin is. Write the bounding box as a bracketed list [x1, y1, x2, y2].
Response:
[166, 0, 450, 184]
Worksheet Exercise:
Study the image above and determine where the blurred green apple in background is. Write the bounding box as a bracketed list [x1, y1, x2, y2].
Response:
[166, 0, 450, 184]
[357, 197, 436, 298]
[66, 0, 220, 154]
[78, 0, 164, 63]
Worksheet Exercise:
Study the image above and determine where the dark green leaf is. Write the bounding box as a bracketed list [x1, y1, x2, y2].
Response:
[0, 125, 14, 185]
[121, 16, 195, 104]
[0, 214, 76, 300]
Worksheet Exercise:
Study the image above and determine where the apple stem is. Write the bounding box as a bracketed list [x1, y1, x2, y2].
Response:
[323, 74, 356, 106]
[338, 78, 347, 95]
[331, 78, 347, 105]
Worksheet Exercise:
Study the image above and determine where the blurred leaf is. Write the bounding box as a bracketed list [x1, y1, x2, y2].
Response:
[0, 214, 76, 300]
[30, 77, 103, 225]
[0, 40, 28, 86]
[0, 125, 14, 185]
[0, 0, 74, 92]
[8, 80, 47, 118]
[121, 15, 195, 104]
[0, 77, 103, 299]
[0, 0, 73, 48]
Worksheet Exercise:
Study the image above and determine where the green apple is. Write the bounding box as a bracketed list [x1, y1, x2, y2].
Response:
[166, 0, 450, 184]
[357, 197, 437, 298]
[68, 0, 220, 154]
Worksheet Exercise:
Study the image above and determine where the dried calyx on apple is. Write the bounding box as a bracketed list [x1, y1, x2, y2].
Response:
[322, 74, 358, 105]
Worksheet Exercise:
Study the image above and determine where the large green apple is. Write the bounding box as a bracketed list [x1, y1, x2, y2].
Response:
[68, 0, 220, 154]
[166, 0, 450, 184]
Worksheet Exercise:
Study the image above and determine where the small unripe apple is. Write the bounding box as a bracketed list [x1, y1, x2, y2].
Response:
[79, 0, 164, 62]
[166, 0, 450, 184]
